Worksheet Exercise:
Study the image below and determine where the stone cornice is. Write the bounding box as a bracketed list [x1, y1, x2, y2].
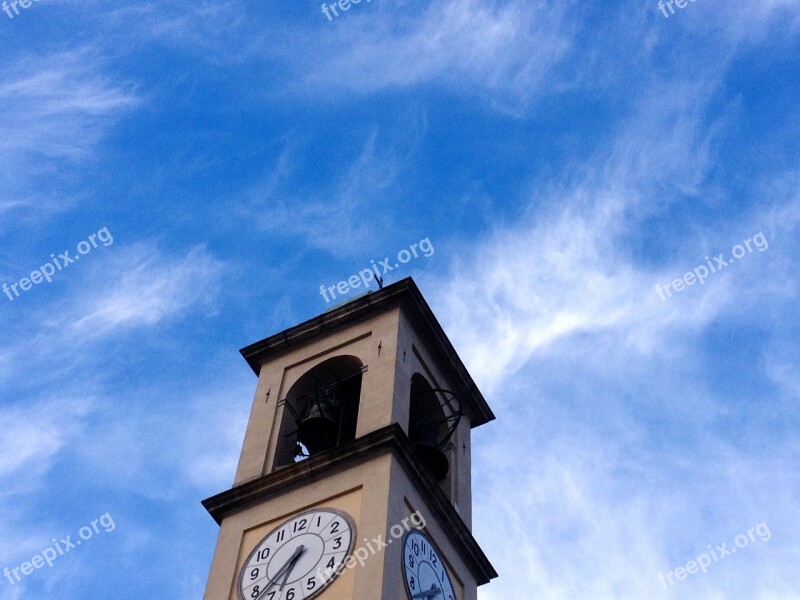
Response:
[201, 424, 498, 585]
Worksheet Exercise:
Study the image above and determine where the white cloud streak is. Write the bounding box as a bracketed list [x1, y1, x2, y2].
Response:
[0, 48, 139, 161]
[67, 244, 226, 337]
[287, 0, 574, 114]
[419, 69, 800, 599]
[0, 48, 140, 225]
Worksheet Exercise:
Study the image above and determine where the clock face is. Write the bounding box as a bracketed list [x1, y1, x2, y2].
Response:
[238, 508, 355, 600]
[402, 529, 456, 600]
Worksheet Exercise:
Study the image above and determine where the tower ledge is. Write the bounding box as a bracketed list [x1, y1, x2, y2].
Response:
[202, 423, 498, 585]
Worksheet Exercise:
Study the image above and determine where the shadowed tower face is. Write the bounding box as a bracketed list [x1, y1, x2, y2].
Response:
[202, 277, 497, 600]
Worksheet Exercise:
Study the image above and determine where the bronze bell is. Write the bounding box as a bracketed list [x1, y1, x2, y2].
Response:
[409, 410, 450, 481]
[297, 387, 341, 454]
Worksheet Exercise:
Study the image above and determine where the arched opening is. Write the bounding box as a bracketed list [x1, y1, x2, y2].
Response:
[275, 355, 364, 467]
[408, 374, 462, 482]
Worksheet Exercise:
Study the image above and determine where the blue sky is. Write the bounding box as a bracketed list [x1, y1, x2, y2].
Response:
[1, 0, 799, 598]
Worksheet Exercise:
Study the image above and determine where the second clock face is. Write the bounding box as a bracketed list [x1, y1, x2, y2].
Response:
[238, 508, 355, 600]
[402, 529, 456, 600]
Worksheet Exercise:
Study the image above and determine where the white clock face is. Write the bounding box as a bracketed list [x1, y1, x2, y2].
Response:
[238, 508, 355, 600]
[402, 529, 456, 600]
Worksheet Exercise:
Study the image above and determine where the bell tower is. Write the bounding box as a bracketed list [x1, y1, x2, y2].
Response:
[202, 277, 497, 600]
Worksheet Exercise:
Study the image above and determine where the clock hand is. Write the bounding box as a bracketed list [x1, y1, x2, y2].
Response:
[279, 548, 305, 591]
[254, 545, 306, 600]
[272, 545, 305, 585]
[412, 584, 441, 598]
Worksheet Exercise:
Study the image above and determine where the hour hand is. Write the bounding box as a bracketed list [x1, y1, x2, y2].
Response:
[279, 548, 304, 591]
[412, 585, 441, 598]
[256, 545, 305, 599]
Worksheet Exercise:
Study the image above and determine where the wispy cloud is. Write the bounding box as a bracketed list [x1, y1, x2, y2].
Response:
[100, 1, 248, 60]
[0, 397, 94, 567]
[236, 125, 421, 255]
[69, 382, 250, 500]
[0, 48, 140, 225]
[282, 0, 574, 113]
[66, 243, 226, 336]
[0, 48, 140, 161]
[705, 0, 800, 43]
[432, 196, 795, 598]
[0, 399, 91, 482]
[0, 243, 227, 393]
[420, 65, 799, 598]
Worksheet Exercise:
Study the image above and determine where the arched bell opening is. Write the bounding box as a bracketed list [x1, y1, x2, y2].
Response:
[408, 374, 463, 482]
[275, 355, 364, 467]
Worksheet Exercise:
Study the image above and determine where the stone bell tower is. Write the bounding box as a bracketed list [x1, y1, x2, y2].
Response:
[202, 277, 497, 600]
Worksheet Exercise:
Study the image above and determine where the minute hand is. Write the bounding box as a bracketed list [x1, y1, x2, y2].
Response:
[256, 545, 305, 600]
[279, 550, 303, 591]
